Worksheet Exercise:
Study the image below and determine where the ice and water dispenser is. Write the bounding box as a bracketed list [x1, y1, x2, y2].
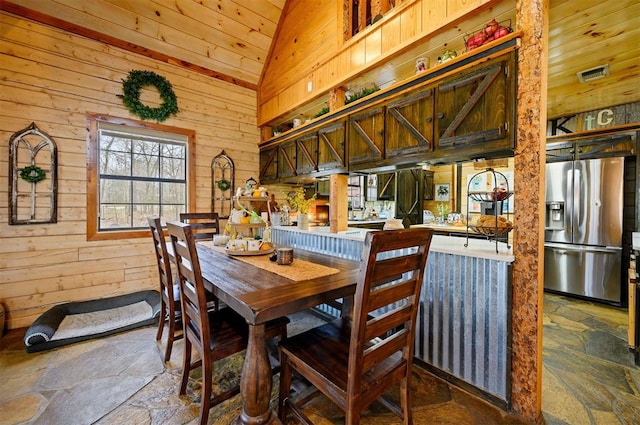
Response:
[545, 201, 564, 229]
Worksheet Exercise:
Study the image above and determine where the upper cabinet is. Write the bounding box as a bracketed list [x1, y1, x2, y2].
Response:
[435, 52, 515, 157]
[546, 131, 637, 163]
[259, 44, 519, 183]
[277, 139, 297, 180]
[347, 107, 385, 168]
[317, 120, 347, 174]
[385, 87, 435, 158]
[259, 145, 278, 184]
[295, 131, 319, 175]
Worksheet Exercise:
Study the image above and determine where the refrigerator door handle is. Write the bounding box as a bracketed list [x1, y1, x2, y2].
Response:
[544, 242, 622, 253]
[573, 167, 581, 241]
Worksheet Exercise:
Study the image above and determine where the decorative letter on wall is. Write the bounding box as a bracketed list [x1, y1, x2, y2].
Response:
[9, 122, 58, 225]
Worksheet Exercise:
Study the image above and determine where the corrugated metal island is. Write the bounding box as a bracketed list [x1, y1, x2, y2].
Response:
[271, 226, 514, 406]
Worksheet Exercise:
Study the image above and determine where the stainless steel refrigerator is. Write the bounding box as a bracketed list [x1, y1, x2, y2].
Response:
[544, 157, 624, 304]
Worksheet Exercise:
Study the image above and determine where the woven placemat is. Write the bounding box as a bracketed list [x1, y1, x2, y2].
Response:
[200, 242, 340, 282]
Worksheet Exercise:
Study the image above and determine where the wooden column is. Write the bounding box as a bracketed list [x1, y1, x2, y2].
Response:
[512, 0, 548, 422]
[329, 174, 348, 233]
[329, 87, 346, 112]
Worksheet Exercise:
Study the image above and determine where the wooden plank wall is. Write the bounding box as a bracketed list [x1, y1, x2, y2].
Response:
[0, 12, 260, 329]
[258, 0, 500, 125]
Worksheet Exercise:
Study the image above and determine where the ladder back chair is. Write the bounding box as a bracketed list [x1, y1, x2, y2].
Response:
[167, 221, 289, 425]
[180, 212, 222, 310]
[148, 217, 182, 362]
[179, 212, 220, 241]
[278, 228, 433, 425]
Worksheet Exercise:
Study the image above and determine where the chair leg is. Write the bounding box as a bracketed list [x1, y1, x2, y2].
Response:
[345, 407, 361, 425]
[164, 314, 175, 362]
[278, 353, 292, 423]
[156, 300, 166, 341]
[400, 377, 412, 425]
[180, 339, 192, 396]
[200, 355, 213, 425]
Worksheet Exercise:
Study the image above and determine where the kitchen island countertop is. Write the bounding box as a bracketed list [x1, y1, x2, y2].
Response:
[272, 226, 513, 262]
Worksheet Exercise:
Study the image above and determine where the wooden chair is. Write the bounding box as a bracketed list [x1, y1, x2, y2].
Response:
[167, 221, 289, 425]
[278, 228, 433, 425]
[180, 212, 223, 310]
[148, 217, 182, 362]
[179, 212, 220, 241]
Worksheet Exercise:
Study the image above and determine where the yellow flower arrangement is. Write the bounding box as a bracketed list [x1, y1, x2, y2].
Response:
[285, 187, 317, 214]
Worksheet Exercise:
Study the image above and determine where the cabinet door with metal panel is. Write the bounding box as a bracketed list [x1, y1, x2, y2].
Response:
[385, 86, 435, 158]
[277, 139, 297, 179]
[259, 145, 278, 183]
[395, 169, 423, 227]
[295, 131, 318, 175]
[317, 120, 347, 173]
[435, 52, 515, 153]
[377, 172, 395, 200]
[347, 106, 385, 167]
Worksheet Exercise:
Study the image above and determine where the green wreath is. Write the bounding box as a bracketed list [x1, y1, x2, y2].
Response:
[117, 70, 178, 122]
[216, 179, 231, 192]
[20, 165, 46, 183]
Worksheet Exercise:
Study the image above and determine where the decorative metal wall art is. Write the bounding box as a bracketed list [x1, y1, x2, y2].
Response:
[211, 150, 234, 218]
[9, 122, 58, 224]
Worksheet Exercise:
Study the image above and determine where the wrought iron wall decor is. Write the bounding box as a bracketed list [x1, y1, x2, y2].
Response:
[211, 150, 235, 218]
[9, 122, 58, 224]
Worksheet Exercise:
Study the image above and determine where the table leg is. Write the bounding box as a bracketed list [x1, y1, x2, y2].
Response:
[234, 323, 275, 425]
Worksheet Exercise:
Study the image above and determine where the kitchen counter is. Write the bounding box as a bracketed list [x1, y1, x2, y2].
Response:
[411, 223, 468, 234]
[273, 226, 513, 262]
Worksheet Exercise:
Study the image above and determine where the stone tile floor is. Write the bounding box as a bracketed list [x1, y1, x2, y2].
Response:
[0, 296, 638, 424]
[542, 293, 640, 425]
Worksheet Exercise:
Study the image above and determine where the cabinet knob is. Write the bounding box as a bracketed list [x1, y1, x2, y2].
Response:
[437, 113, 445, 119]
[425, 117, 433, 123]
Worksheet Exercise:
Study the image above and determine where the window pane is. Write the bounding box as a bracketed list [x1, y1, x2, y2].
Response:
[132, 153, 159, 178]
[133, 140, 160, 155]
[101, 136, 131, 153]
[100, 150, 131, 176]
[133, 181, 159, 203]
[132, 204, 159, 228]
[100, 204, 132, 229]
[161, 156, 185, 179]
[101, 179, 131, 203]
[162, 143, 185, 159]
[161, 204, 183, 222]
[162, 182, 186, 204]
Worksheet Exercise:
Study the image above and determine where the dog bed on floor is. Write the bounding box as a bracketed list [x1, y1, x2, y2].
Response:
[24, 290, 161, 353]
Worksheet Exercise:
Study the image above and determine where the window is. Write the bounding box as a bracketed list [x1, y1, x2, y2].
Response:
[343, 0, 405, 40]
[87, 114, 195, 240]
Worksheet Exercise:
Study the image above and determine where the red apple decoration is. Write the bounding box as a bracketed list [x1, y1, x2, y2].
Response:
[466, 31, 487, 50]
[492, 187, 509, 201]
[493, 26, 511, 40]
[484, 19, 499, 37]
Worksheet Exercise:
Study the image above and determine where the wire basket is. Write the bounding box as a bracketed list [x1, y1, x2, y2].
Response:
[464, 19, 513, 52]
[468, 224, 514, 236]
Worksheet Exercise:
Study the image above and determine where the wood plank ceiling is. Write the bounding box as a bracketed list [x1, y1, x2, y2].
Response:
[0, 0, 286, 90]
[1, 0, 638, 119]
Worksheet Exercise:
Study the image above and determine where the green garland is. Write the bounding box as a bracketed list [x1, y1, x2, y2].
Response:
[117, 70, 178, 122]
[20, 165, 46, 183]
[217, 179, 231, 192]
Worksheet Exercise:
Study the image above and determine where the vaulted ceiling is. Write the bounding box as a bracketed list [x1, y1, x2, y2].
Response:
[0, 0, 286, 90]
[1, 0, 638, 119]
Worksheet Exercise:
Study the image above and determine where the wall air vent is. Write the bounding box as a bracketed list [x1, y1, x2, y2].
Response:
[577, 64, 610, 83]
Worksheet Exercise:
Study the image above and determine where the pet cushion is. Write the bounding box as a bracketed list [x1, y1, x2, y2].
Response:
[24, 290, 161, 353]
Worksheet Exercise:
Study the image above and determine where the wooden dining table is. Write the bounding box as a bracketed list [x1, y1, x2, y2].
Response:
[194, 242, 360, 425]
